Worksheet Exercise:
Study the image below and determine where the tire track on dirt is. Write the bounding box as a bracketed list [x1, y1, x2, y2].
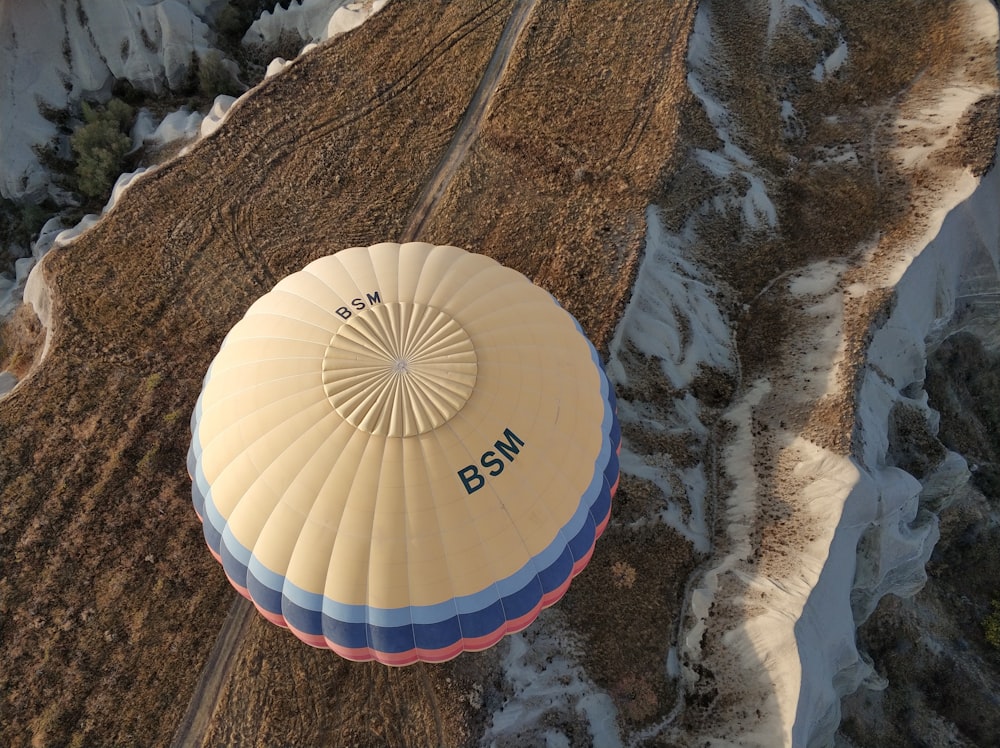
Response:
[169, 4, 537, 745]
[168, 596, 255, 748]
[267, 1, 510, 159]
[402, 0, 538, 241]
[614, 0, 696, 165]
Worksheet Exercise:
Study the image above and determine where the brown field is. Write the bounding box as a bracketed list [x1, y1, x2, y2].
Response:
[1, 0, 997, 746]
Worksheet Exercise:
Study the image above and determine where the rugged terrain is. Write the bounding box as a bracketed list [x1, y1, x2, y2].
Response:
[840, 323, 1000, 746]
[1, 0, 999, 746]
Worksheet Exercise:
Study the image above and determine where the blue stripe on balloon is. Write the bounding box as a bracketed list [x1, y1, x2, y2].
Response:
[186, 440, 200, 480]
[369, 620, 415, 654]
[457, 598, 505, 639]
[202, 513, 223, 557]
[192, 464, 211, 521]
[537, 543, 576, 590]
[412, 614, 463, 651]
[282, 593, 323, 635]
[200, 482, 227, 551]
[604, 448, 620, 489]
[247, 565, 283, 615]
[567, 512, 599, 562]
[222, 523, 252, 566]
[606, 380, 618, 411]
[220, 531, 249, 590]
[592, 477, 613, 529]
[321, 616, 369, 649]
[191, 345, 620, 657]
[208, 463, 613, 645]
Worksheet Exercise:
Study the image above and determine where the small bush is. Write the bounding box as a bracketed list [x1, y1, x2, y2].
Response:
[1, 200, 47, 244]
[197, 51, 241, 99]
[242, 29, 306, 72]
[216, 5, 250, 43]
[984, 599, 1000, 650]
[216, 0, 274, 48]
[0, 199, 50, 273]
[70, 99, 135, 201]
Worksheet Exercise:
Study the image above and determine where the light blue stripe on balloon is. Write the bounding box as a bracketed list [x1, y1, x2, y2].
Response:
[191, 319, 619, 633]
[192, 392, 204, 429]
[440, 588, 494, 618]
[247, 553, 291, 596]
[201, 486, 228, 548]
[186, 441, 200, 479]
[322, 596, 372, 624]
[598, 397, 613, 463]
[284, 584, 324, 614]
[221, 524, 252, 566]
[383, 599, 460, 627]
[317, 415, 617, 628]
[568, 466, 602, 528]
[272, 575, 324, 612]
[193, 465, 212, 507]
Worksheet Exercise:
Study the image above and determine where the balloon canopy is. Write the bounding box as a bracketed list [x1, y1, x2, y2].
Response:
[188, 242, 620, 665]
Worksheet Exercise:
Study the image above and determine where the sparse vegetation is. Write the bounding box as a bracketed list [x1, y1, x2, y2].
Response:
[70, 99, 135, 202]
[241, 29, 305, 73]
[984, 599, 1000, 650]
[216, 0, 276, 50]
[218, 0, 301, 83]
[0, 199, 48, 274]
[843, 309, 1000, 746]
[215, 5, 248, 42]
[927, 332, 1000, 502]
[196, 51, 242, 99]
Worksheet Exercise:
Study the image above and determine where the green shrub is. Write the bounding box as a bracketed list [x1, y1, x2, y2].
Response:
[197, 51, 241, 99]
[70, 100, 135, 200]
[216, 5, 249, 42]
[1, 199, 47, 245]
[985, 599, 1000, 650]
[0, 199, 50, 273]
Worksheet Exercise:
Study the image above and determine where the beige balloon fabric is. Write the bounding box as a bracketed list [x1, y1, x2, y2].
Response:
[189, 242, 620, 665]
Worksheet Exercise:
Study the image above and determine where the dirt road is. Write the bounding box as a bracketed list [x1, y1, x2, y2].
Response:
[0, 0, 699, 744]
[169, 597, 254, 748]
[169, 3, 539, 744]
[402, 0, 538, 242]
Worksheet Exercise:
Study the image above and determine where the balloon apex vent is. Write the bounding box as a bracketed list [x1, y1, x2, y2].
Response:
[322, 301, 478, 437]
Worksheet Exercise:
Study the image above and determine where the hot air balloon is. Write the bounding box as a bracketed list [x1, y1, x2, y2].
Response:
[188, 242, 620, 665]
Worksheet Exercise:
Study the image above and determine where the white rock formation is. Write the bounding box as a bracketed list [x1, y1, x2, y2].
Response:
[0, 0, 216, 199]
[243, 0, 389, 52]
